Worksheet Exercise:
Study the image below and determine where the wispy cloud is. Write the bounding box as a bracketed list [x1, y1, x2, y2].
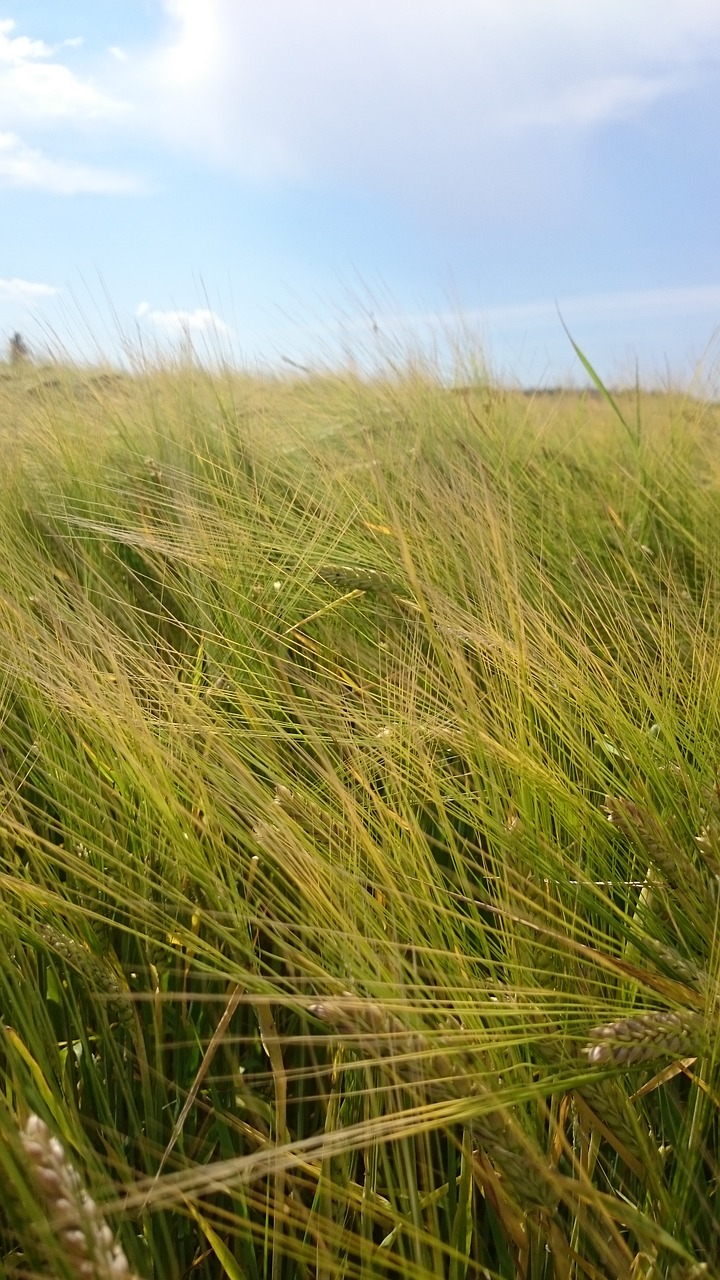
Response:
[510, 73, 681, 129]
[369, 286, 720, 336]
[0, 18, 126, 122]
[140, 0, 720, 219]
[0, 131, 145, 195]
[475, 285, 720, 329]
[0, 276, 58, 303]
[135, 302, 233, 335]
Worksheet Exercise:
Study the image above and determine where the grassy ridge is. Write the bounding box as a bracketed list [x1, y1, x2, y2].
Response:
[0, 362, 719, 1278]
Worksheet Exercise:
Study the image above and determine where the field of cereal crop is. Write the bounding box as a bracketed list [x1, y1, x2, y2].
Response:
[1, 356, 719, 1278]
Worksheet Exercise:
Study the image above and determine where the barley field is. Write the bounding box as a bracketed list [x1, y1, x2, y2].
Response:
[0, 356, 719, 1279]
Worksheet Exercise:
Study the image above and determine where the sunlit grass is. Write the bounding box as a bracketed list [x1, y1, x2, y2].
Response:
[0, 356, 719, 1278]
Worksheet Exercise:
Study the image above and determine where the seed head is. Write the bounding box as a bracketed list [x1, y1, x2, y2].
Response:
[583, 1010, 703, 1066]
[20, 1113, 141, 1280]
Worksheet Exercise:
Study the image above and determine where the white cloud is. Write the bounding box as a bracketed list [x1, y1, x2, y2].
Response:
[1, 61, 126, 120]
[0, 18, 126, 123]
[0, 277, 58, 303]
[135, 303, 233, 336]
[0, 132, 144, 195]
[140, 0, 720, 217]
[0, 18, 51, 63]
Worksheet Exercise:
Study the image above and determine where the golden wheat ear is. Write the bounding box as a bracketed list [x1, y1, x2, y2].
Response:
[20, 1113, 142, 1280]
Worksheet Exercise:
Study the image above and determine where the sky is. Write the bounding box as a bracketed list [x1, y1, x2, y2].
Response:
[0, 0, 719, 387]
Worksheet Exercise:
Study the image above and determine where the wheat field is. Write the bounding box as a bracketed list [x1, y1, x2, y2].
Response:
[0, 356, 719, 1279]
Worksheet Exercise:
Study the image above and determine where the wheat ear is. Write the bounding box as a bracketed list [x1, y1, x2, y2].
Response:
[602, 796, 706, 899]
[38, 923, 133, 1029]
[310, 994, 558, 1212]
[20, 1113, 141, 1279]
[583, 1010, 703, 1066]
[314, 564, 400, 594]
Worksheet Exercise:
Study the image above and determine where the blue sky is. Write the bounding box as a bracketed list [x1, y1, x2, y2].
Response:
[1, 0, 719, 387]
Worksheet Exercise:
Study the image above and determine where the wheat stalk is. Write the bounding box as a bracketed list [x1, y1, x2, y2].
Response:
[20, 1113, 141, 1279]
